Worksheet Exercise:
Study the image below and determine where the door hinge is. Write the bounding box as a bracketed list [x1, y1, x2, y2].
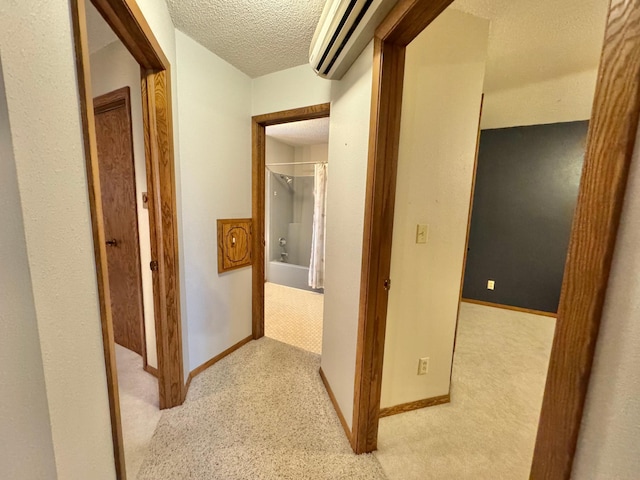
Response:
[383, 278, 391, 291]
[150, 260, 159, 271]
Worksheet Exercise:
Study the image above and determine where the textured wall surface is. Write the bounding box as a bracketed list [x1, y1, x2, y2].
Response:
[254, 43, 374, 428]
[90, 40, 158, 369]
[452, 0, 608, 95]
[167, 0, 325, 78]
[0, 1, 116, 477]
[463, 121, 588, 313]
[481, 70, 598, 130]
[320, 42, 374, 428]
[573, 126, 640, 479]
[380, 10, 489, 408]
[175, 30, 253, 371]
[0, 59, 57, 480]
[252, 64, 334, 117]
[450, 0, 605, 131]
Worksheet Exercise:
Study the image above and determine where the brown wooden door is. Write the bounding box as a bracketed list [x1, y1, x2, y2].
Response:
[94, 87, 145, 356]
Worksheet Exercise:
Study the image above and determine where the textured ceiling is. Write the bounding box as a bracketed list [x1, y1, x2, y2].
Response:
[86, 2, 118, 54]
[266, 117, 330, 146]
[451, 0, 609, 93]
[166, 0, 327, 78]
[89, 0, 608, 92]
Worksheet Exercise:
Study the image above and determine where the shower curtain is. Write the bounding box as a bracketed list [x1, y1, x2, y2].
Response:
[309, 163, 328, 289]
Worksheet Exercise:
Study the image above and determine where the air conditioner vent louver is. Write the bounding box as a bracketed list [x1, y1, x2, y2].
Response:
[309, 0, 397, 80]
[320, 0, 374, 75]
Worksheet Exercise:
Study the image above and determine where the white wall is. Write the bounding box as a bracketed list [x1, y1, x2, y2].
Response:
[90, 40, 157, 369]
[0, 1, 186, 477]
[266, 136, 296, 174]
[294, 143, 329, 177]
[0, 2, 116, 478]
[0, 59, 57, 480]
[320, 42, 375, 429]
[482, 69, 598, 129]
[572, 125, 640, 479]
[253, 44, 374, 429]
[175, 30, 253, 371]
[381, 10, 489, 408]
[252, 64, 334, 116]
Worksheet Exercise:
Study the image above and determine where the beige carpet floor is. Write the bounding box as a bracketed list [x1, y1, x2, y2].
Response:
[115, 344, 162, 479]
[137, 338, 386, 479]
[135, 302, 554, 479]
[265, 282, 323, 354]
[374, 302, 556, 479]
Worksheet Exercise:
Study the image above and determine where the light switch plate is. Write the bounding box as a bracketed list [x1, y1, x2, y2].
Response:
[416, 224, 428, 244]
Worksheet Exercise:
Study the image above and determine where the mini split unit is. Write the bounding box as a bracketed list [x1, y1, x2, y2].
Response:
[309, 0, 397, 80]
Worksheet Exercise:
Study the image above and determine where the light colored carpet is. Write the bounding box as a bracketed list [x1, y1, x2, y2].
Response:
[265, 282, 323, 354]
[374, 302, 556, 480]
[137, 337, 386, 479]
[115, 344, 162, 480]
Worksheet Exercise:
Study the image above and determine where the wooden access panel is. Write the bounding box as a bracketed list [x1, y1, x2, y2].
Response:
[217, 218, 252, 273]
[94, 87, 145, 356]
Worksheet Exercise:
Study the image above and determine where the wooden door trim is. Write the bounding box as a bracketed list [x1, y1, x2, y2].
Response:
[94, 86, 129, 113]
[353, 4, 640, 480]
[90, 0, 169, 70]
[93, 86, 148, 366]
[70, 1, 184, 478]
[251, 103, 331, 340]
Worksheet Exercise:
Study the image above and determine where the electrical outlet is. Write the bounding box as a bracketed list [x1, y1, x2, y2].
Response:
[487, 280, 495, 290]
[417, 357, 429, 375]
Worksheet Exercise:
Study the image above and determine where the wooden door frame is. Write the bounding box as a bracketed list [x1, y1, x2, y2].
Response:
[70, 0, 184, 478]
[353, 3, 640, 480]
[251, 103, 331, 339]
[93, 86, 149, 370]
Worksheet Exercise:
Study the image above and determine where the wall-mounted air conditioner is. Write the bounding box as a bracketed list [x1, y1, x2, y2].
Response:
[309, 0, 397, 80]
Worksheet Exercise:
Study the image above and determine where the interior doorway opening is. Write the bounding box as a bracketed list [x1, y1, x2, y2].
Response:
[263, 117, 330, 354]
[251, 104, 331, 341]
[71, 0, 185, 477]
[86, 6, 162, 479]
[353, 1, 640, 480]
[373, 3, 607, 476]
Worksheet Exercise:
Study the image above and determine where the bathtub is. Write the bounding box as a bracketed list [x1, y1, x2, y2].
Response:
[267, 260, 320, 292]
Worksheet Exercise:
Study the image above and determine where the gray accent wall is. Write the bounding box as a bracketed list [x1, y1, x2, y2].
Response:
[462, 121, 589, 313]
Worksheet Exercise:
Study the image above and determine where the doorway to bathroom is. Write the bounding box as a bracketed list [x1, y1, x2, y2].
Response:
[251, 104, 331, 355]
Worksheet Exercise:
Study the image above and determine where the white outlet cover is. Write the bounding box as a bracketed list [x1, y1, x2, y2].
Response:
[418, 357, 429, 375]
[487, 280, 495, 290]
